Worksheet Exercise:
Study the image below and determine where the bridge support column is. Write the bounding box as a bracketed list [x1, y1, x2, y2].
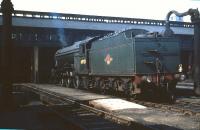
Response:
[0, 0, 14, 110]
[33, 46, 39, 83]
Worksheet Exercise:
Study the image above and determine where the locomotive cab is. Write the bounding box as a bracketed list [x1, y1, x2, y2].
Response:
[74, 37, 98, 75]
[75, 43, 88, 74]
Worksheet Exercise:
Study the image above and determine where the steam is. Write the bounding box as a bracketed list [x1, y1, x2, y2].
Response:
[57, 28, 68, 47]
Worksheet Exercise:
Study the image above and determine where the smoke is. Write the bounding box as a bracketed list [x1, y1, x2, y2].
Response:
[57, 28, 68, 47]
[48, 12, 68, 47]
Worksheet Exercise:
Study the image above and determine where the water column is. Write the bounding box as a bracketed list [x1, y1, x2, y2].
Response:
[165, 9, 200, 96]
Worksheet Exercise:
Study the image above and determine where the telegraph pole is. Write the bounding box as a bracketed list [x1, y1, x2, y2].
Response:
[0, 0, 14, 110]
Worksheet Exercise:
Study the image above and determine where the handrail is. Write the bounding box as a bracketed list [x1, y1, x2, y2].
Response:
[0, 10, 194, 28]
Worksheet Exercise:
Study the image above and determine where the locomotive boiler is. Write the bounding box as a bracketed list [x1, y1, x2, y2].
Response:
[54, 29, 182, 102]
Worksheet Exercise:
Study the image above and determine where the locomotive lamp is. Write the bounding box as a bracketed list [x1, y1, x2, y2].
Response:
[178, 64, 183, 73]
[165, 9, 200, 96]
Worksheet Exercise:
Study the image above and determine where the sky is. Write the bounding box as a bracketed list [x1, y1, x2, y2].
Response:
[11, 0, 200, 22]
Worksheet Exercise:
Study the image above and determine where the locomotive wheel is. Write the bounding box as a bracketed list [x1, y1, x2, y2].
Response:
[73, 76, 80, 89]
[94, 79, 100, 91]
[126, 81, 139, 99]
[65, 78, 71, 88]
[112, 80, 120, 96]
[82, 77, 89, 89]
[116, 80, 124, 92]
[124, 82, 131, 97]
[99, 80, 106, 94]
[60, 78, 65, 87]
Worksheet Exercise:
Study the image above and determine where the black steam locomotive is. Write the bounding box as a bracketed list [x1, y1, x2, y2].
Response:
[54, 29, 183, 102]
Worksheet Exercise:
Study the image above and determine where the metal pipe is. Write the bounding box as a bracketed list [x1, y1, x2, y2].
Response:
[164, 9, 199, 37]
[165, 10, 190, 23]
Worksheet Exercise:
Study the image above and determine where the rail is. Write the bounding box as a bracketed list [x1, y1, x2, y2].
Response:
[16, 83, 156, 130]
[132, 98, 200, 118]
[0, 10, 194, 28]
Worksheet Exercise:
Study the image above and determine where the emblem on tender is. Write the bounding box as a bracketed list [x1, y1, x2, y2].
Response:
[104, 54, 113, 65]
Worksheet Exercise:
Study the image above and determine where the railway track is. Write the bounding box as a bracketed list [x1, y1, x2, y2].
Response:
[96, 82, 200, 118]
[44, 84, 200, 119]
[15, 84, 156, 130]
[131, 97, 200, 118]
[88, 83, 200, 119]
[15, 83, 200, 130]
[44, 104, 134, 130]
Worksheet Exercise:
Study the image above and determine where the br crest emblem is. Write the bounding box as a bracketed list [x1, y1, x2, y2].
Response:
[104, 54, 113, 65]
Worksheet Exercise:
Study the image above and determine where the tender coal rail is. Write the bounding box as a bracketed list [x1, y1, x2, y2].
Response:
[15, 84, 157, 130]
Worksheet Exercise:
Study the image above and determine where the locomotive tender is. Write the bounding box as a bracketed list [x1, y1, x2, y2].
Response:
[54, 29, 182, 101]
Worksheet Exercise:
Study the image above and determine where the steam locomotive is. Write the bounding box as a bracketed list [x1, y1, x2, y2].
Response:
[54, 29, 182, 102]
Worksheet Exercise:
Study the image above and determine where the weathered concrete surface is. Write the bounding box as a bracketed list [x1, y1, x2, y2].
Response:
[90, 99, 199, 130]
[115, 108, 199, 130]
[89, 98, 146, 111]
[17, 83, 113, 101]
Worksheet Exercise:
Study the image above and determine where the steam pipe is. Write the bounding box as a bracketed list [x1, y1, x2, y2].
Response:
[162, 10, 189, 37]
[165, 10, 190, 23]
[164, 9, 199, 37]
